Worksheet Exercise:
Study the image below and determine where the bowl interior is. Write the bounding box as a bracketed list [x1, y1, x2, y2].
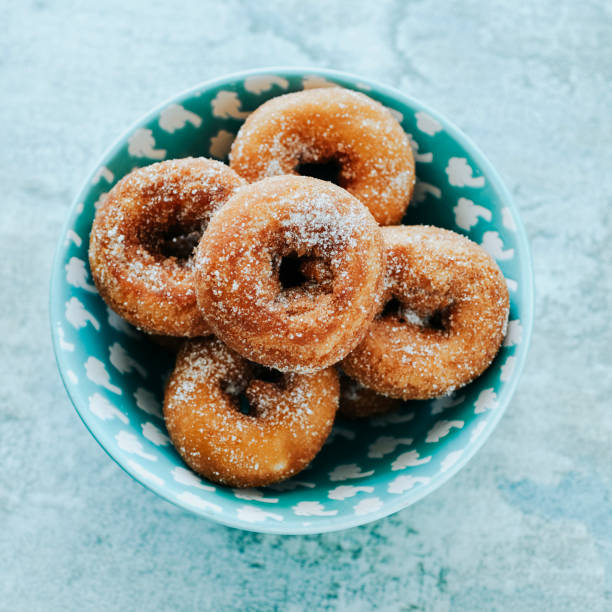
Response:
[50, 68, 533, 533]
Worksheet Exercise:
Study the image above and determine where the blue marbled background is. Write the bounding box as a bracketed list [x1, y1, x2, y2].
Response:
[1, 1, 611, 609]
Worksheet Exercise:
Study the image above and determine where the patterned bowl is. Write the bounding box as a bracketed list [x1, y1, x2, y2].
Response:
[50, 68, 534, 534]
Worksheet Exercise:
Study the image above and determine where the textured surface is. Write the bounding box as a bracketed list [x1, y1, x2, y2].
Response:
[1, 0, 611, 610]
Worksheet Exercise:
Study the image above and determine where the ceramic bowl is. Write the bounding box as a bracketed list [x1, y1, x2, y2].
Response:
[50, 68, 534, 534]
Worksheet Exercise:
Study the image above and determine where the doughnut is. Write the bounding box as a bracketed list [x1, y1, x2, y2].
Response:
[163, 337, 339, 487]
[342, 226, 509, 399]
[89, 158, 244, 337]
[339, 372, 403, 419]
[194, 175, 385, 373]
[229, 88, 415, 225]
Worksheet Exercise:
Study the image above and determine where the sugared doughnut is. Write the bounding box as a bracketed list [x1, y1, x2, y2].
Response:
[163, 338, 339, 487]
[229, 88, 415, 225]
[339, 373, 403, 419]
[194, 175, 385, 373]
[342, 226, 509, 399]
[89, 158, 244, 337]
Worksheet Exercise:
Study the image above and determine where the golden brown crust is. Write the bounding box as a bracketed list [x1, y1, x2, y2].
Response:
[194, 176, 385, 373]
[342, 226, 510, 399]
[163, 338, 339, 487]
[338, 372, 403, 419]
[229, 88, 415, 225]
[89, 158, 245, 337]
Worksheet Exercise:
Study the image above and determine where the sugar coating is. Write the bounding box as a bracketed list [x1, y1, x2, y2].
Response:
[342, 226, 510, 400]
[194, 175, 385, 373]
[89, 158, 244, 336]
[229, 88, 416, 225]
[163, 337, 339, 487]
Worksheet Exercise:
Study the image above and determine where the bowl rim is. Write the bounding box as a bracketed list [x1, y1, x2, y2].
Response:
[49, 66, 535, 534]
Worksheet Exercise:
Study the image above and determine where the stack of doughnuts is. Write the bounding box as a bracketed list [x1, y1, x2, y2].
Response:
[89, 88, 509, 487]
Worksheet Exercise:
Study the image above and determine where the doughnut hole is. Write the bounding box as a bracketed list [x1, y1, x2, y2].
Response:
[252, 365, 285, 385]
[278, 253, 310, 290]
[221, 365, 286, 416]
[141, 219, 204, 263]
[380, 296, 450, 334]
[158, 225, 203, 261]
[296, 157, 343, 185]
[273, 250, 335, 318]
[277, 252, 334, 294]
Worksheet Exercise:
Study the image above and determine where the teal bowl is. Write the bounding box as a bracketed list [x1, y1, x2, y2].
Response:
[50, 68, 534, 534]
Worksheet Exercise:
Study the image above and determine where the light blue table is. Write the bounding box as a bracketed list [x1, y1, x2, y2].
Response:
[1, 1, 611, 609]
